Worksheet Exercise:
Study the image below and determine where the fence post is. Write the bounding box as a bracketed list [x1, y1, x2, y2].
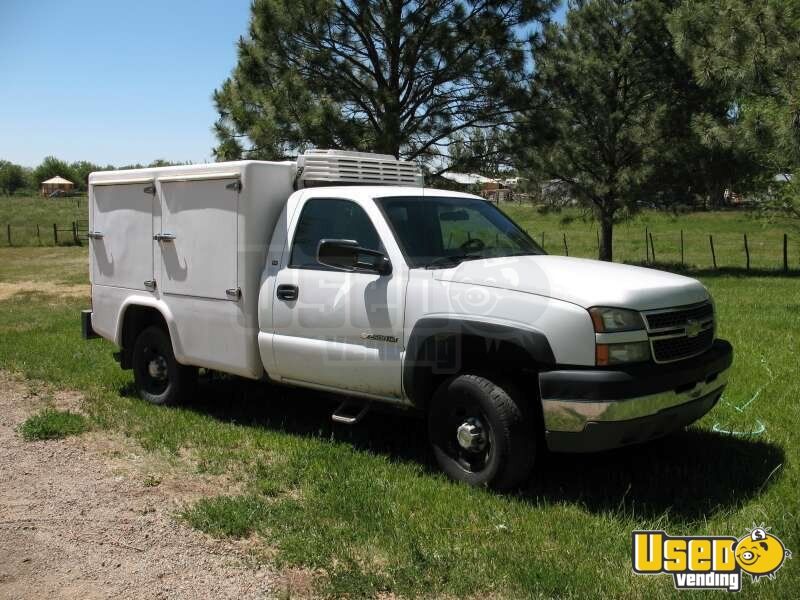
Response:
[784, 233, 789, 273]
[709, 234, 717, 270]
[645, 227, 649, 263]
[53, 223, 58, 245]
[649, 231, 656, 264]
[563, 232, 569, 256]
[37, 224, 41, 245]
[743, 233, 750, 271]
[72, 221, 79, 244]
[6, 224, 10, 246]
[680, 229, 684, 267]
[596, 229, 600, 257]
[541, 231, 545, 250]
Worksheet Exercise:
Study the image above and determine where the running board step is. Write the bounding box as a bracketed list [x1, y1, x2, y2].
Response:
[331, 400, 370, 425]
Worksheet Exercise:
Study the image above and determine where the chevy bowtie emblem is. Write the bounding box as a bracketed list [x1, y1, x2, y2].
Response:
[685, 320, 702, 338]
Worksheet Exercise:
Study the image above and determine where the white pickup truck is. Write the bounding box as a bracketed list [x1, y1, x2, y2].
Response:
[82, 150, 732, 489]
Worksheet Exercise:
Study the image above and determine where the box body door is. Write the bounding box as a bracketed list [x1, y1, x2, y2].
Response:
[157, 178, 238, 299]
[91, 183, 154, 290]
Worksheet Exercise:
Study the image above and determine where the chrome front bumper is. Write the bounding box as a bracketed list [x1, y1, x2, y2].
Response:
[542, 369, 728, 433]
[538, 339, 733, 452]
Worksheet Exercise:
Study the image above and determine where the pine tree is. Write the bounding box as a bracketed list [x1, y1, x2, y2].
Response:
[670, 0, 800, 219]
[212, 0, 554, 161]
[520, 0, 722, 261]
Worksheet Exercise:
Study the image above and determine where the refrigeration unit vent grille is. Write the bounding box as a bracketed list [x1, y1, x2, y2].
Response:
[297, 149, 423, 188]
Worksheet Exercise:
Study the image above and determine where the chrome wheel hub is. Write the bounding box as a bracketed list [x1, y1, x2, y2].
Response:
[456, 417, 487, 452]
[147, 355, 168, 380]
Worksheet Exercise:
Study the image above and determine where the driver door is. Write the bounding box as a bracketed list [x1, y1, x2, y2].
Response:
[271, 197, 406, 400]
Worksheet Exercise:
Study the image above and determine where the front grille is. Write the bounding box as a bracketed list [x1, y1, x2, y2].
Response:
[644, 301, 715, 363]
[646, 302, 714, 330]
[652, 328, 714, 362]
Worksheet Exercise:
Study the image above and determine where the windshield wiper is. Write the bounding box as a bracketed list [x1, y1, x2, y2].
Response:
[424, 254, 483, 269]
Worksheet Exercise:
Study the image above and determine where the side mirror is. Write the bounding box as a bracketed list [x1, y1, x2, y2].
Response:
[317, 239, 392, 275]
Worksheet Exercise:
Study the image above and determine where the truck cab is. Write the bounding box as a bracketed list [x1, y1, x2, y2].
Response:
[83, 150, 732, 489]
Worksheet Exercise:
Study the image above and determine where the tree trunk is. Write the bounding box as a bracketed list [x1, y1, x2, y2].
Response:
[599, 214, 614, 262]
[374, 109, 402, 158]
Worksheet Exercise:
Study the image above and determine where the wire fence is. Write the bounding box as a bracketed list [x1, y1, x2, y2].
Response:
[4, 220, 89, 246]
[2, 217, 798, 272]
[526, 227, 798, 272]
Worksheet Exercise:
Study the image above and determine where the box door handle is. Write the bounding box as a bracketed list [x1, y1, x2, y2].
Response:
[226, 287, 241, 300]
[154, 233, 176, 242]
[87, 231, 104, 240]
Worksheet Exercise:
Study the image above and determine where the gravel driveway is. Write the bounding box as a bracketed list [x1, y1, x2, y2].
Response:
[0, 371, 313, 599]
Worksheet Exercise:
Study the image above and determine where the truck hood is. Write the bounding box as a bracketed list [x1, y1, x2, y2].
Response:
[433, 255, 708, 310]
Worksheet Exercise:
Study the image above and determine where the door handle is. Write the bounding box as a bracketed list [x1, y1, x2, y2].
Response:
[87, 231, 104, 240]
[276, 284, 299, 301]
[153, 233, 176, 242]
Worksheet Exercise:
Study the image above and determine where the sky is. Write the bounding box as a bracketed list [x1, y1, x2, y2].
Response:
[0, 0, 251, 167]
[0, 1, 567, 169]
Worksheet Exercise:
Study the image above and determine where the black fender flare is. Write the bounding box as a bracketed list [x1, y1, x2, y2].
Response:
[403, 317, 555, 406]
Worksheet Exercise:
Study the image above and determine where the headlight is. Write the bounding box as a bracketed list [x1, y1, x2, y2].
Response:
[589, 307, 644, 332]
[596, 341, 651, 365]
[589, 307, 649, 365]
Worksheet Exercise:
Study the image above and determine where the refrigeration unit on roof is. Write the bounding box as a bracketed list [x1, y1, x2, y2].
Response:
[296, 149, 423, 188]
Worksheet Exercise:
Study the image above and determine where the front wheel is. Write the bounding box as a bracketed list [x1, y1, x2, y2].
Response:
[132, 325, 196, 405]
[428, 373, 535, 490]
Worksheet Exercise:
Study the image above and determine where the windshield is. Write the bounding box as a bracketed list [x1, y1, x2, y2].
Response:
[376, 196, 545, 268]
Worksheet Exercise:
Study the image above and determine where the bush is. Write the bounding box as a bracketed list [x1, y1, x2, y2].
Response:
[19, 408, 89, 441]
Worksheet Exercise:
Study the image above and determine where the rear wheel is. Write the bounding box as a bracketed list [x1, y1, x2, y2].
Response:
[428, 373, 535, 490]
[132, 325, 196, 405]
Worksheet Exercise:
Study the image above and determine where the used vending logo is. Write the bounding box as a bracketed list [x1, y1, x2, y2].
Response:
[632, 526, 791, 592]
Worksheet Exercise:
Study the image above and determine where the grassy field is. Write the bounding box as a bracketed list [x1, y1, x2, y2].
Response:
[2, 194, 799, 271]
[0, 247, 798, 597]
[0, 195, 88, 246]
[501, 203, 800, 271]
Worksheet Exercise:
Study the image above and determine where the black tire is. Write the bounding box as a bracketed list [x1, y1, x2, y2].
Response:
[428, 373, 536, 490]
[132, 325, 196, 405]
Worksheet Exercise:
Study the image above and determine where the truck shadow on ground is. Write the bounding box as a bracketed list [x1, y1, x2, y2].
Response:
[165, 375, 785, 524]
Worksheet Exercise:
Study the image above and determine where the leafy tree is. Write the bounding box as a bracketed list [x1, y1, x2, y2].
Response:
[70, 161, 104, 192]
[213, 0, 555, 162]
[519, 0, 723, 261]
[32, 156, 76, 189]
[148, 159, 188, 167]
[669, 0, 800, 219]
[0, 160, 30, 195]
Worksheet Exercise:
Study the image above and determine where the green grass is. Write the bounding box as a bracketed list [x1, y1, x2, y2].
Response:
[19, 407, 90, 441]
[501, 204, 800, 271]
[0, 246, 798, 597]
[0, 195, 88, 246]
[0, 246, 88, 285]
[183, 495, 270, 538]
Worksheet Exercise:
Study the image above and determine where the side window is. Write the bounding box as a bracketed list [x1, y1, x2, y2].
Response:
[289, 198, 382, 269]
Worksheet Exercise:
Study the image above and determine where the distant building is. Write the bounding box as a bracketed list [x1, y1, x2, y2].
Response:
[439, 172, 497, 187]
[40, 175, 74, 197]
[439, 172, 523, 202]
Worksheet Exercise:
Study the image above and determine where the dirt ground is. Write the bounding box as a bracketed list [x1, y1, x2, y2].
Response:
[0, 371, 314, 599]
[0, 281, 88, 302]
